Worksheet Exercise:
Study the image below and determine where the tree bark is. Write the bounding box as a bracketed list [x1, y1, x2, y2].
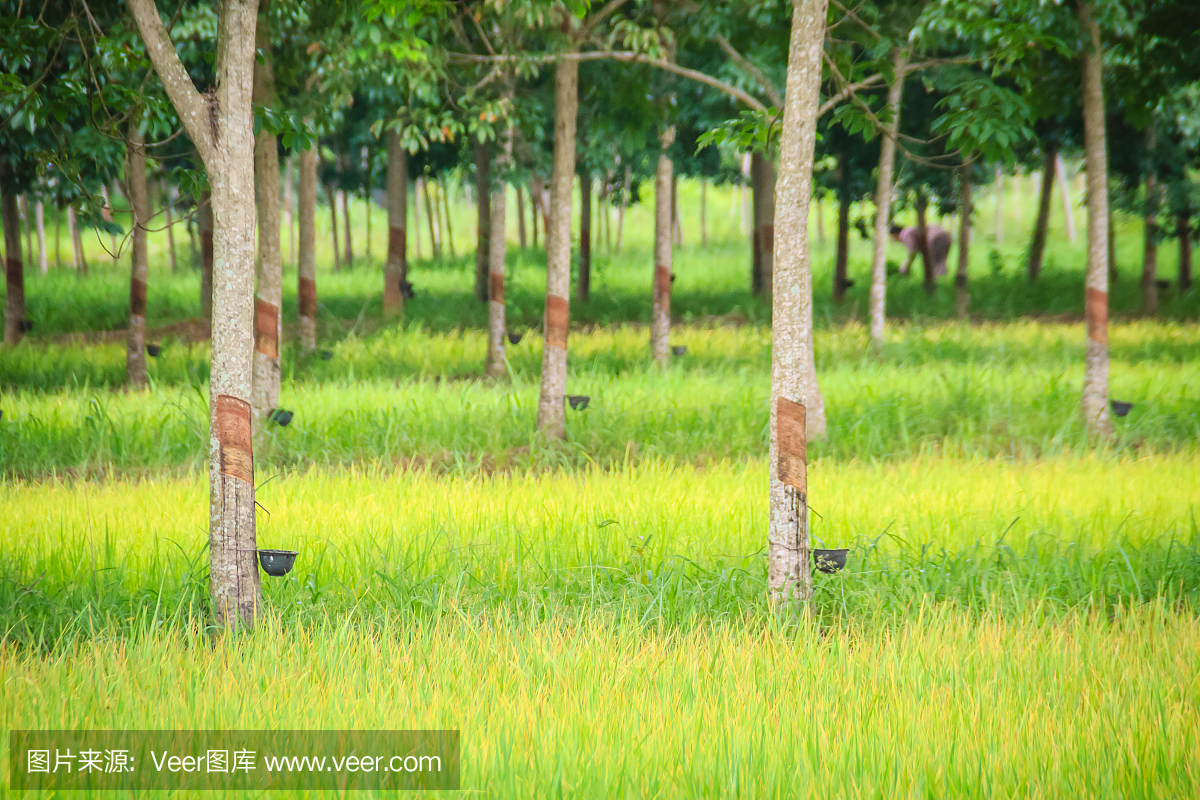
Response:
[770, 0, 827, 606]
[440, 177, 456, 260]
[1028, 144, 1056, 281]
[126, 124, 150, 388]
[956, 166, 972, 318]
[298, 142, 318, 350]
[748, 151, 777, 298]
[199, 191, 213, 320]
[834, 190, 850, 303]
[474, 140, 491, 303]
[536, 55, 578, 439]
[516, 184, 527, 248]
[35, 199, 47, 274]
[2, 169, 25, 346]
[916, 191, 935, 296]
[486, 120, 512, 380]
[652, 126, 674, 367]
[252, 19, 282, 422]
[579, 166, 592, 304]
[868, 49, 907, 347]
[1179, 210, 1193, 291]
[161, 180, 178, 273]
[327, 179, 341, 271]
[616, 164, 630, 254]
[1078, 1, 1112, 437]
[129, 0, 262, 628]
[384, 130, 408, 318]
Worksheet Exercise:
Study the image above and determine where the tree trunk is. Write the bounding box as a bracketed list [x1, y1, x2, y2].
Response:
[2, 170, 25, 346]
[993, 165, 1003, 244]
[1028, 145, 1056, 281]
[769, 0, 827, 606]
[516, 184, 528, 248]
[616, 165, 630, 254]
[536, 56, 578, 440]
[384, 130, 408, 318]
[752, 154, 778, 298]
[252, 24, 282, 422]
[579, 167, 591, 304]
[1056, 152, 1076, 242]
[834, 190, 850, 303]
[326, 179, 341, 271]
[126, 124, 150, 388]
[474, 140, 490, 303]
[1179, 210, 1193, 291]
[1141, 164, 1158, 315]
[956, 166, 972, 318]
[162, 180, 178, 273]
[700, 178, 708, 248]
[199, 190, 213, 321]
[128, 0, 262, 629]
[916, 191, 935, 296]
[1078, 1, 1112, 437]
[69, 205, 87, 277]
[298, 141, 318, 350]
[421, 178, 439, 259]
[868, 49, 907, 347]
[652, 127, 674, 367]
[440, 177, 456, 259]
[486, 120, 512, 380]
[35, 199, 47, 274]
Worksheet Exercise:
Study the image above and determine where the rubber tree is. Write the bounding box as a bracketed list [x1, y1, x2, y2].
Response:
[651, 122, 674, 367]
[253, 4, 282, 423]
[487, 115, 512, 379]
[769, 0, 827, 606]
[298, 141, 318, 349]
[867, 49, 907, 348]
[129, 0, 262, 628]
[474, 139, 490, 303]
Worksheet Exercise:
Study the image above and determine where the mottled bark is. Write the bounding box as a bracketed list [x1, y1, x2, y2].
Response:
[579, 167, 591, 304]
[769, 0, 827, 606]
[1028, 145, 1056, 281]
[2, 170, 25, 346]
[199, 190, 213, 320]
[35, 199, 47, 274]
[536, 56, 578, 439]
[252, 19, 282, 421]
[516, 184, 528, 248]
[474, 140, 490, 303]
[129, 0, 262, 628]
[486, 121, 511, 380]
[868, 49, 906, 346]
[126, 124, 150, 388]
[1078, 1, 1111, 437]
[384, 130, 407, 318]
[652, 127, 674, 367]
[298, 142, 317, 350]
[956, 167, 972, 318]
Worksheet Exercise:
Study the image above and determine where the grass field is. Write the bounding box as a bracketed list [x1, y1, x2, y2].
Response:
[2, 175, 1199, 797]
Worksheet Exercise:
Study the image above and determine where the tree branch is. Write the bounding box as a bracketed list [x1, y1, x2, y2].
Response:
[127, 0, 214, 164]
[713, 34, 782, 108]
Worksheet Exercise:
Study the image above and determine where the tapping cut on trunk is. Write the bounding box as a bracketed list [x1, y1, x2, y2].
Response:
[545, 294, 569, 350]
[130, 279, 148, 318]
[1085, 287, 1108, 346]
[216, 395, 254, 485]
[776, 397, 807, 494]
[489, 271, 505, 305]
[255, 299, 280, 359]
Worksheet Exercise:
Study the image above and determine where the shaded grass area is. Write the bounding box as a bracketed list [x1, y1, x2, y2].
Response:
[1, 321, 1197, 477]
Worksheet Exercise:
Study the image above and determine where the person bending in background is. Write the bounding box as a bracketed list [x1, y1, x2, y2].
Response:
[891, 223, 953, 278]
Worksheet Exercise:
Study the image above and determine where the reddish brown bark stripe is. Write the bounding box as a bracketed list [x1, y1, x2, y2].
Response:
[777, 397, 807, 493]
[388, 226, 406, 261]
[298, 277, 317, 319]
[654, 265, 671, 297]
[545, 294, 569, 350]
[200, 232, 213, 263]
[130, 279, 147, 318]
[1085, 286, 1108, 345]
[215, 395, 253, 484]
[761, 224, 774, 254]
[6, 256, 21, 282]
[255, 299, 279, 359]
[489, 272, 505, 305]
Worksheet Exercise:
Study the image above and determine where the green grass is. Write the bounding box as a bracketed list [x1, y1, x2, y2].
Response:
[3, 175, 1200, 798]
